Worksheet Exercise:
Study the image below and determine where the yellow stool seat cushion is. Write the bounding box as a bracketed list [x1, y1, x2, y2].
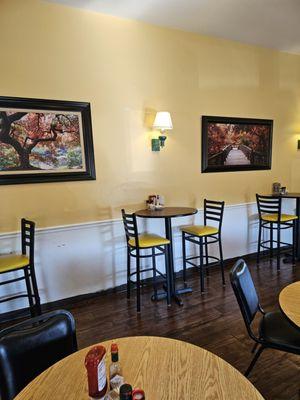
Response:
[262, 213, 298, 222]
[181, 225, 219, 237]
[128, 234, 170, 248]
[0, 254, 30, 273]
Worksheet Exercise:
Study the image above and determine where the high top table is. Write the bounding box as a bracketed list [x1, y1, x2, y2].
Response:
[135, 207, 197, 306]
[15, 336, 264, 400]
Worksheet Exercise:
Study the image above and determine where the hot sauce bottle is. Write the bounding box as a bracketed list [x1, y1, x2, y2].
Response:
[109, 343, 124, 391]
[85, 345, 108, 399]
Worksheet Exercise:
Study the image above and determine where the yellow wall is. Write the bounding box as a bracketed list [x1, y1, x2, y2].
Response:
[1, 0, 300, 232]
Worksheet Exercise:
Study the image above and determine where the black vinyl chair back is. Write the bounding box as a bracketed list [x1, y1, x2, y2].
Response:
[204, 199, 225, 231]
[21, 218, 35, 264]
[121, 209, 139, 247]
[0, 310, 78, 400]
[230, 259, 260, 340]
[256, 194, 282, 222]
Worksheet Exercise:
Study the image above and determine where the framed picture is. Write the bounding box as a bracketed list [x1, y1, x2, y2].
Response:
[0, 96, 96, 185]
[202, 116, 273, 173]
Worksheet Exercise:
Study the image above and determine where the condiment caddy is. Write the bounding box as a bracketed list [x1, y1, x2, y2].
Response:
[85, 343, 145, 400]
[146, 194, 165, 210]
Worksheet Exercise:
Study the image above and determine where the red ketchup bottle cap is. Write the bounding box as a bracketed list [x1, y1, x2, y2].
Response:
[132, 389, 145, 399]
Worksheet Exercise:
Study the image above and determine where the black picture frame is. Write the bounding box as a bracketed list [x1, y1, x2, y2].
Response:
[0, 96, 96, 185]
[201, 115, 273, 173]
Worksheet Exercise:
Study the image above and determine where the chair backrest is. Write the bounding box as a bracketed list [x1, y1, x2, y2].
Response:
[230, 259, 260, 338]
[21, 219, 35, 263]
[256, 194, 281, 222]
[0, 310, 78, 400]
[121, 209, 139, 247]
[204, 199, 225, 231]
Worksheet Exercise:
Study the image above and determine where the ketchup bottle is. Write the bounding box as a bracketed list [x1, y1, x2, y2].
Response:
[85, 345, 108, 399]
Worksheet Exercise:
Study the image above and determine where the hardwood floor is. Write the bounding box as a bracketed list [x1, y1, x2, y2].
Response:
[2, 257, 300, 399]
[68, 258, 300, 400]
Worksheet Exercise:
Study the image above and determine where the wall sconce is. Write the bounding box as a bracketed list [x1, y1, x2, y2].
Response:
[152, 111, 173, 151]
[298, 140, 300, 150]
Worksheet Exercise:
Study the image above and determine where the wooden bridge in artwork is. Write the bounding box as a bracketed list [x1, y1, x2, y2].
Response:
[208, 144, 265, 167]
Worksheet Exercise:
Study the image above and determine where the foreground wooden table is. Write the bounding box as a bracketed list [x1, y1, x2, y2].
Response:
[279, 281, 300, 328]
[15, 336, 264, 400]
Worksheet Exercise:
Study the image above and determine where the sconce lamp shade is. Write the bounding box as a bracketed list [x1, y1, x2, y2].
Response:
[153, 112, 173, 131]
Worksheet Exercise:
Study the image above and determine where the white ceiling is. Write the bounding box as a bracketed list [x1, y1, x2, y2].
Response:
[47, 0, 300, 54]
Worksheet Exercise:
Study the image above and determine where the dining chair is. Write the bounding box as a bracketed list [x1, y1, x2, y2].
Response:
[0, 218, 41, 317]
[181, 199, 225, 292]
[230, 259, 300, 377]
[121, 209, 171, 312]
[256, 194, 298, 270]
[0, 309, 78, 400]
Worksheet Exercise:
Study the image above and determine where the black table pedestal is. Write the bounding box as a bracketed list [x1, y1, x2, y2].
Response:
[151, 217, 193, 306]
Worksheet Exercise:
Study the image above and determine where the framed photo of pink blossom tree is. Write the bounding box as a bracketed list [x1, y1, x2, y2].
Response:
[202, 116, 273, 173]
[0, 96, 96, 184]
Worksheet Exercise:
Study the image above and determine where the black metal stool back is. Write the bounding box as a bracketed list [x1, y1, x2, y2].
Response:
[21, 218, 35, 263]
[256, 194, 281, 222]
[121, 209, 139, 247]
[204, 199, 225, 229]
[0, 310, 78, 400]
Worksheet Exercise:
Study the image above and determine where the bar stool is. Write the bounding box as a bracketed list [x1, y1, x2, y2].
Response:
[121, 209, 171, 312]
[181, 200, 225, 293]
[256, 194, 298, 270]
[0, 219, 41, 317]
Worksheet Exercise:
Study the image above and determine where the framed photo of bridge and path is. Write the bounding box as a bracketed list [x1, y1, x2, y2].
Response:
[201, 116, 273, 173]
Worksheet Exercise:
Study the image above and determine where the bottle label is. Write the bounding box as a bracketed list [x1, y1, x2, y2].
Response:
[110, 374, 124, 391]
[97, 359, 107, 392]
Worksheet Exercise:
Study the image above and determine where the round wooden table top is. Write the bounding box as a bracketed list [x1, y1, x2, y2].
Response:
[135, 207, 198, 218]
[279, 281, 300, 328]
[15, 336, 264, 400]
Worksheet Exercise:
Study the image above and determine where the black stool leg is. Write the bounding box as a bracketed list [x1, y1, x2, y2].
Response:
[152, 247, 158, 300]
[165, 245, 172, 306]
[251, 342, 259, 354]
[136, 250, 141, 312]
[270, 222, 274, 259]
[292, 220, 296, 266]
[30, 264, 41, 315]
[199, 237, 204, 293]
[127, 248, 131, 299]
[205, 237, 209, 276]
[219, 235, 225, 285]
[245, 346, 264, 377]
[182, 232, 187, 283]
[257, 221, 262, 265]
[24, 267, 35, 317]
[277, 223, 281, 271]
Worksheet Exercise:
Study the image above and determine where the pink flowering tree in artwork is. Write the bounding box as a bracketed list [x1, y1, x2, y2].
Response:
[0, 111, 80, 170]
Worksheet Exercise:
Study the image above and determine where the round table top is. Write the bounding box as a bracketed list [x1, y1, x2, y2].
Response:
[279, 281, 300, 328]
[135, 206, 198, 218]
[15, 336, 264, 400]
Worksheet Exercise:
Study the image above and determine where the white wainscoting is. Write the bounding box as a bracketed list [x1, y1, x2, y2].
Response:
[0, 200, 296, 313]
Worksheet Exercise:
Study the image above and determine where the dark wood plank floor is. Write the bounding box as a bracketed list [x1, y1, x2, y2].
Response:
[2, 257, 299, 399]
[67, 258, 300, 400]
